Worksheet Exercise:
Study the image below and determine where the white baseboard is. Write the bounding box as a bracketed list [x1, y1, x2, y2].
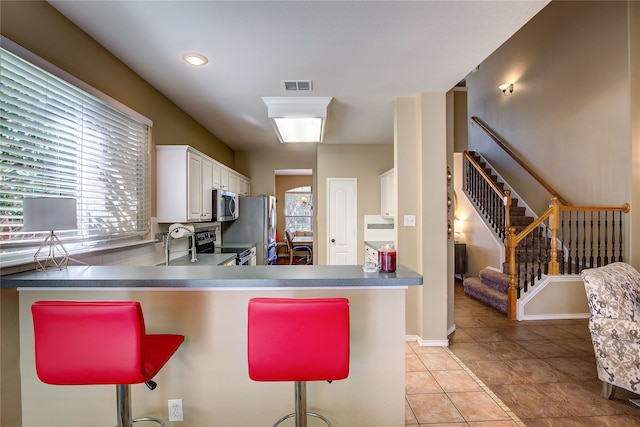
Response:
[406, 335, 449, 347]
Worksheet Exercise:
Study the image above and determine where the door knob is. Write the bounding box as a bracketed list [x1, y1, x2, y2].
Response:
[331, 239, 335, 243]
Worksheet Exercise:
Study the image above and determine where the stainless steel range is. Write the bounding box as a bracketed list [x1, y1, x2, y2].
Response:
[193, 227, 256, 265]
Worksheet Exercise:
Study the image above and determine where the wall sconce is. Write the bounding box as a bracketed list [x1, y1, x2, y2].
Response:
[498, 83, 514, 96]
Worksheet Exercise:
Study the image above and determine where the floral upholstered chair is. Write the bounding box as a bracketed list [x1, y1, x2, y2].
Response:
[581, 262, 640, 399]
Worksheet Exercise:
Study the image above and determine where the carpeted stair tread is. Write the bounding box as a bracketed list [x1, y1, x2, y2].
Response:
[462, 277, 507, 314]
[478, 269, 510, 293]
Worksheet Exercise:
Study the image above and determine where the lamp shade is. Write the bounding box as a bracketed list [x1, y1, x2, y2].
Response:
[23, 197, 77, 232]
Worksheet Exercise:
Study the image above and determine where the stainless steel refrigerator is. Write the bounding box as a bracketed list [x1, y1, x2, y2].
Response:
[222, 195, 277, 265]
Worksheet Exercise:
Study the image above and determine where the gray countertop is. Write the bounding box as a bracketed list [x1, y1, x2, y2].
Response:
[167, 253, 237, 266]
[2, 265, 422, 289]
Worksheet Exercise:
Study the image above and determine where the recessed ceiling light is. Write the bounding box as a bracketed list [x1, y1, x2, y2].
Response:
[182, 52, 208, 66]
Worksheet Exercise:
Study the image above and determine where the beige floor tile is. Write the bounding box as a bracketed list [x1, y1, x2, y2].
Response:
[405, 398, 419, 425]
[404, 284, 640, 427]
[448, 391, 511, 422]
[405, 393, 465, 424]
[406, 370, 443, 394]
[417, 352, 462, 371]
[431, 370, 483, 393]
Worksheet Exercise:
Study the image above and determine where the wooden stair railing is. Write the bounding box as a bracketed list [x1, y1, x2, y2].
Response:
[505, 199, 630, 319]
[466, 117, 631, 320]
[471, 117, 570, 206]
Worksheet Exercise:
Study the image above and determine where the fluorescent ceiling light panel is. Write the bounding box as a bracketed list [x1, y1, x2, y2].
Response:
[262, 97, 332, 143]
[274, 118, 322, 143]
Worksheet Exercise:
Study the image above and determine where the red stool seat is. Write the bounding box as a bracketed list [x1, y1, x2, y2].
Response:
[31, 300, 184, 427]
[248, 297, 350, 427]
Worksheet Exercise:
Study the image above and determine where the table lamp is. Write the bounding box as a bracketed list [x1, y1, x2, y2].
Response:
[22, 197, 77, 271]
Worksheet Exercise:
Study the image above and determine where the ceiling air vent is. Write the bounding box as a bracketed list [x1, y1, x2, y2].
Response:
[281, 80, 312, 92]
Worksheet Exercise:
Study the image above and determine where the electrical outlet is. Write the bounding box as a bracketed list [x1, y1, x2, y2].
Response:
[168, 398, 183, 422]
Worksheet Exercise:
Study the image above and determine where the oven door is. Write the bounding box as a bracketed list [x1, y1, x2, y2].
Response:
[237, 247, 257, 265]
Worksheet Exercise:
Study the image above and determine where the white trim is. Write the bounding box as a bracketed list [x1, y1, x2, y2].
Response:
[405, 335, 449, 347]
[447, 324, 457, 336]
[517, 274, 590, 320]
[0, 36, 153, 127]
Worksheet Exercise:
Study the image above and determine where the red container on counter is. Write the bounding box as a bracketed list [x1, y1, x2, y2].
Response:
[378, 245, 397, 272]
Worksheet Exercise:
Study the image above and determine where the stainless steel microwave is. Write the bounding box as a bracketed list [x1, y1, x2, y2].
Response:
[213, 189, 238, 222]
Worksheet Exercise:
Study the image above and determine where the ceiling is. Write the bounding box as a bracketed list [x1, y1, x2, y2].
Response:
[48, 0, 549, 153]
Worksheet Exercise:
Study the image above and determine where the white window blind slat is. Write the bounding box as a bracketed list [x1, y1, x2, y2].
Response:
[0, 45, 151, 249]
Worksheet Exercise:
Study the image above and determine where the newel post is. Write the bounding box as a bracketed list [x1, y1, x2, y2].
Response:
[506, 226, 517, 320]
[548, 197, 560, 275]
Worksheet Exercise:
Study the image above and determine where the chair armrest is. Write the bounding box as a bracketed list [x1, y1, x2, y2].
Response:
[590, 317, 640, 344]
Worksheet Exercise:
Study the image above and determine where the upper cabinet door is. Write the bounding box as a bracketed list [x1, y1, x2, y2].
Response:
[201, 158, 213, 220]
[380, 168, 394, 219]
[188, 151, 203, 221]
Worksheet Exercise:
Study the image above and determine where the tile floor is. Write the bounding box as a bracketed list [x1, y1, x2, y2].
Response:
[405, 283, 640, 426]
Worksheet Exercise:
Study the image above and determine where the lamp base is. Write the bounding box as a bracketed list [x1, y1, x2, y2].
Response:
[34, 231, 69, 271]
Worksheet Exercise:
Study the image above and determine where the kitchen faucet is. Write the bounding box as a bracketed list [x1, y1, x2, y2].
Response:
[164, 224, 197, 266]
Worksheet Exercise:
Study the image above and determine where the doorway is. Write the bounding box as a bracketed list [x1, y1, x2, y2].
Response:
[274, 169, 313, 255]
[327, 177, 357, 265]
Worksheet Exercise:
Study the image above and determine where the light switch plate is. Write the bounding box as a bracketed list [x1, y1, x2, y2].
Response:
[404, 215, 416, 227]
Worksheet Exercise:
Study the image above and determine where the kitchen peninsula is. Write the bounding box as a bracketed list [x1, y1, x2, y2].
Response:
[3, 264, 421, 427]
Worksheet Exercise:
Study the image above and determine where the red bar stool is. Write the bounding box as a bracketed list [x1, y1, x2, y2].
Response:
[31, 300, 185, 427]
[247, 297, 350, 427]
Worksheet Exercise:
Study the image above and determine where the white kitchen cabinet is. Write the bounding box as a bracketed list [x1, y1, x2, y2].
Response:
[157, 146, 210, 222]
[228, 172, 238, 194]
[201, 158, 213, 220]
[157, 145, 248, 223]
[380, 168, 394, 219]
[187, 151, 203, 221]
[220, 168, 229, 190]
[238, 177, 250, 196]
[212, 163, 222, 189]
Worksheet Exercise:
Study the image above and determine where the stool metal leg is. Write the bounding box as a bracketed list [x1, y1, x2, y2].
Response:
[116, 384, 133, 427]
[272, 381, 331, 427]
[116, 384, 168, 427]
[295, 381, 306, 427]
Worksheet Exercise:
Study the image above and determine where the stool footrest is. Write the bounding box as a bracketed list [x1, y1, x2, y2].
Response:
[133, 416, 167, 427]
[273, 411, 331, 427]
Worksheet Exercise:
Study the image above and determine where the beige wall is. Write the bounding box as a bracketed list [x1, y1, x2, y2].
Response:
[0, 1, 235, 220]
[467, 1, 633, 213]
[316, 145, 394, 265]
[521, 279, 590, 319]
[395, 94, 451, 344]
[234, 149, 316, 197]
[462, 0, 640, 317]
[630, 0, 640, 268]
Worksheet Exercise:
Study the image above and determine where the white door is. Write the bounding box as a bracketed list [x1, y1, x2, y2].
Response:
[327, 178, 357, 265]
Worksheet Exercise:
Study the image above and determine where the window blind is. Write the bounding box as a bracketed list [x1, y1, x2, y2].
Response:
[284, 186, 313, 233]
[0, 46, 151, 255]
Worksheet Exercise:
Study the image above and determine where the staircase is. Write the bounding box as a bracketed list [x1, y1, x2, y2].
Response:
[463, 118, 630, 319]
[462, 151, 537, 313]
[462, 269, 510, 313]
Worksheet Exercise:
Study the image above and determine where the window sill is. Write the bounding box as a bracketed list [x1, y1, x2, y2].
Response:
[1, 239, 158, 273]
